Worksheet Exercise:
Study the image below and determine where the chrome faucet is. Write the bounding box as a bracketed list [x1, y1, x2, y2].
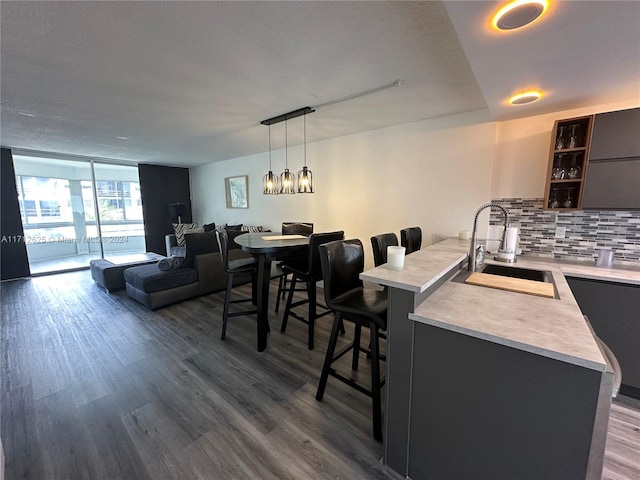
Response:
[468, 202, 509, 271]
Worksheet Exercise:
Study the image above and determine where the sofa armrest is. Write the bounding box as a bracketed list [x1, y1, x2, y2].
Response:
[165, 234, 178, 257]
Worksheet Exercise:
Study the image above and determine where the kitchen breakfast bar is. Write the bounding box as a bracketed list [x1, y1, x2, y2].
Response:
[361, 238, 619, 480]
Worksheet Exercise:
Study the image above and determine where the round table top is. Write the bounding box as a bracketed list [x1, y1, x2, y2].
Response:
[234, 232, 309, 255]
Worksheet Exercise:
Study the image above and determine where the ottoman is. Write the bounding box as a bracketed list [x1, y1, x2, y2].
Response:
[124, 263, 199, 310]
[90, 253, 164, 292]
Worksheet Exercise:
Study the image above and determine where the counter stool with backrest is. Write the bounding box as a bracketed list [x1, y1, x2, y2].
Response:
[280, 231, 345, 350]
[215, 229, 259, 341]
[274, 222, 314, 312]
[316, 239, 388, 440]
[370, 232, 399, 267]
[400, 226, 422, 254]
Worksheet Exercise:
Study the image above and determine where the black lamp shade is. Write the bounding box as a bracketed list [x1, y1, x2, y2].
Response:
[168, 202, 187, 221]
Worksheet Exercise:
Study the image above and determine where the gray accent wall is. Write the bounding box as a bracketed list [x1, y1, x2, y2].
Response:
[490, 198, 640, 266]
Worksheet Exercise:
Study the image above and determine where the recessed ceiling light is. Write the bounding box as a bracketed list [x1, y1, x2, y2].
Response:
[509, 91, 542, 105]
[492, 0, 548, 31]
[116, 136, 130, 141]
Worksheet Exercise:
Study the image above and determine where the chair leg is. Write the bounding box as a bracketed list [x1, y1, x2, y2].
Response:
[275, 274, 285, 312]
[316, 312, 342, 402]
[352, 324, 361, 371]
[370, 322, 382, 441]
[280, 275, 298, 333]
[307, 280, 316, 350]
[221, 273, 234, 340]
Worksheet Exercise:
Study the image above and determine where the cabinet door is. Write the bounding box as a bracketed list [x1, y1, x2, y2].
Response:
[589, 107, 640, 161]
[567, 277, 640, 397]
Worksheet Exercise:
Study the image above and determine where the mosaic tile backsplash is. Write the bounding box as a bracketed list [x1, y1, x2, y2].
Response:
[489, 198, 640, 266]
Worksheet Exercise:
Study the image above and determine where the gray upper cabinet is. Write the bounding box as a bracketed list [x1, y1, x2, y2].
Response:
[588, 107, 640, 161]
[582, 107, 640, 210]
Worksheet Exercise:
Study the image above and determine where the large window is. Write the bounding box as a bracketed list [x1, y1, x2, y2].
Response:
[13, 155, 145, 274]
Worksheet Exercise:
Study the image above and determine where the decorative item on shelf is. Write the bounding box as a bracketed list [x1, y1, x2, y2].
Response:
[567, 153, 582, 179]
[555, 125, 567, 150]
[568, 124, 581, 148]
[280, 119, 296, 194]
[297, 111, 314, 193]
[563, 187, 577, 209]
[263, 124, 279, 194]
[552, 153, 567, 179]
[168, 202, 187, 224]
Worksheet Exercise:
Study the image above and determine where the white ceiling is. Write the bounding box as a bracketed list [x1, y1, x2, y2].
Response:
[1, 1, 639, 167]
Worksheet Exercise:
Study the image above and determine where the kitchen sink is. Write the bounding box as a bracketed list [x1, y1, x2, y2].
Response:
[451, 262, 558, 299]
[480, 264, 550, 283]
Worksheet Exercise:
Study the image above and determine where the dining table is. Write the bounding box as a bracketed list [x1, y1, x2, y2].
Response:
[234, 232, 309, 351]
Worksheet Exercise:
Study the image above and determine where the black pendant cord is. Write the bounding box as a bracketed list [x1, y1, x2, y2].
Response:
[268, 124, 272, 170]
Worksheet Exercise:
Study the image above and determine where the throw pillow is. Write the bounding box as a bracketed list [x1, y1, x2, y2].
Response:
[225, 224, 243, 231]
[173, 223, 204, 246]
[241, 225, 263, 233]
[203, 222, 216, 232]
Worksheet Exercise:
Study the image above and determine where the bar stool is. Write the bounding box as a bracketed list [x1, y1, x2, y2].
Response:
[400, 226, 422, 254]
[316, 239, 388, 440]
[280, 231, 345, 350]
[370, 232, 399, 267]
[215, 229, 258, 340]
[274, 222, 314, 312]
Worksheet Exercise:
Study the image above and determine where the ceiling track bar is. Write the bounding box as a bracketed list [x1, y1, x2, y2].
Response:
[260, 106, 315, 126]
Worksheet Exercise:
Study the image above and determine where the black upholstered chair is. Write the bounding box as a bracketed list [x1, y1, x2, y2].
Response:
[280, 231, 345, 350]
[400, 226, 422, 254]
[274, 222, 314, 312]
[215, 229, 258, 340]
[316, 239, 388, 441]
[370, 232, 399, 267]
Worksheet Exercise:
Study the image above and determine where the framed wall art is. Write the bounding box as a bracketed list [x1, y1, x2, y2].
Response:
[225, 175, 249, 209]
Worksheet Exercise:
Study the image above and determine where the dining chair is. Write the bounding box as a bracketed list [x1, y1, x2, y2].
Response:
[280, 230, 345, 350]
[215, 229, 258, 340]
[370, 232, 399, 267]
[316, 238, 388, 440]
[274, 222, 314, 312]
[400, 226, 422, 254]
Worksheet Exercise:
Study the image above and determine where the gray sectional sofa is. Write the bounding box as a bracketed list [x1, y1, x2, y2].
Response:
[124, 230, 251, 310]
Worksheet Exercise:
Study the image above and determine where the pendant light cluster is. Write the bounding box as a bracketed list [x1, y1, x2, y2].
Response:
[261, 106, 315, 195]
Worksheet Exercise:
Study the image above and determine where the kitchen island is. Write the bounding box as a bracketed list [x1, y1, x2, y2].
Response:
[361, 238, 618, 480]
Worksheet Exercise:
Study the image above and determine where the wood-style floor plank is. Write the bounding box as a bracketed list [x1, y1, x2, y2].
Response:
[2, 269, 638, 479]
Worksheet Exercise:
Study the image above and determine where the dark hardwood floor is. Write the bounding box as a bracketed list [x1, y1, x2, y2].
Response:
[1, 270, 639, 479]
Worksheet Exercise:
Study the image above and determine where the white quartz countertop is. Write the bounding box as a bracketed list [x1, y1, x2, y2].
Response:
[361, 237, 618, 372]
[557, 260, 640, 286]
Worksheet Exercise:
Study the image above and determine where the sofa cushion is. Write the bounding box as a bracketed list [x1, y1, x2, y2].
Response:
[184, 231, 219, 268]
[173, 223, 204, 246]
[241, 225, 263, 233]
[224, 224, 242, 231]
[124, 264, 197, 294]
[203, 222, 216, 232]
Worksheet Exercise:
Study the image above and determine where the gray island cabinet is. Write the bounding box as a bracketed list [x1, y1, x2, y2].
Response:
[361, 238, 614, 480]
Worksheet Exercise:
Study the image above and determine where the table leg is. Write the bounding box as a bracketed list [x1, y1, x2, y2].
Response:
[256, 254, 272, 351]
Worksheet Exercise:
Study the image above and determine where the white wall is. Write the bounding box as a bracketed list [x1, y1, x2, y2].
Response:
[192, 109, 497, 267]
[491, 99, 640, 199]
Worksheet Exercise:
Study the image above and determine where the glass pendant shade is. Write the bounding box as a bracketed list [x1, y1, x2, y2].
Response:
[263, 171, 279, 194]
[280, 168, 296, 194]
[297, 166, 313, 193]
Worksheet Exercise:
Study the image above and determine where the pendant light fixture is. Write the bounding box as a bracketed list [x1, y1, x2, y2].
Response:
[297, 111, 314, 193]
[279, 119, 296, 194]
[261, 106, 315, 195]
[263, 124, 279, 194]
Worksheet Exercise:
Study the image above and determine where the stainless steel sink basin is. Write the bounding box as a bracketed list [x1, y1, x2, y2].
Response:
[480, 264, 551, 283]
[451, 262, 558, 299]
